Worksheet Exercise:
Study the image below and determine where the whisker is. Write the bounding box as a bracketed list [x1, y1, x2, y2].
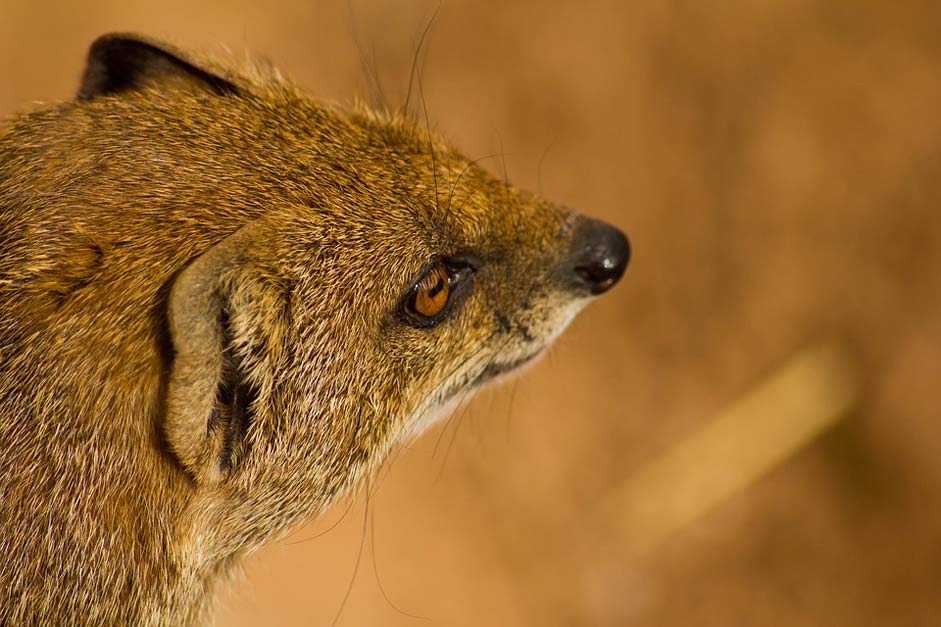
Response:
[402, 5, 440, 117]
[433, 333, 513, 465]
[497, 134, 511, 198]
[493, 131, 522, 234]
[505, 378, 520, 443]
[444, 151, 454, 221]
[434, 329, 500, 400]
[369, 44, 387, 112]
[430, 339, 496, 458]
[368, 442, 403, 501]
[439, 396, 474, 477]
[433, 396, 475, 483]
[331, 485, 370, 626]
[288, 493, 356, 544]
[370, 508, 430, 621]
[361, 329, 497, 498]
[344, 0, 386, 110]
[417, 71, 440, 214]
[445, 153, 500, 219]
[453, 181, 483, 219]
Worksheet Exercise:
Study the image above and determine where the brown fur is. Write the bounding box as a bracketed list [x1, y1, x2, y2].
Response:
[0, 34, 626, 624]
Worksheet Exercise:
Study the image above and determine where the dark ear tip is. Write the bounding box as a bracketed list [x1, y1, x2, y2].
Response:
[77, 32, 239, 101]
[85, 33, 159, 65]
[88, 31, 151, 51]
[78, 33, 154, 101]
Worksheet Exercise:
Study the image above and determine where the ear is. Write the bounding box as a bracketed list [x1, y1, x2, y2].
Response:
[165, 223, 263, 484]
[78, 33, 239, 101]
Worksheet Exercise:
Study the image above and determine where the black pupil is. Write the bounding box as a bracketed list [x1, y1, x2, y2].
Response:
[427, 275, 445, 298]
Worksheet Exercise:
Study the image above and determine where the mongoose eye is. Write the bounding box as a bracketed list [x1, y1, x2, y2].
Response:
[409, 264, 450, 319]
[400, 256, 480, 328]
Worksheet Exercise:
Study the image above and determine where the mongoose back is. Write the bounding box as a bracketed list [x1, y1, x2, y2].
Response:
[0, 34, 629, 624]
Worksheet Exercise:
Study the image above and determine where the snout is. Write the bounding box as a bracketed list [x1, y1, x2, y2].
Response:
[565, 218, 630, 295]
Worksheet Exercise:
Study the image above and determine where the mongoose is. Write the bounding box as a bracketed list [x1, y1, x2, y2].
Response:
[0, 33, 629, 624]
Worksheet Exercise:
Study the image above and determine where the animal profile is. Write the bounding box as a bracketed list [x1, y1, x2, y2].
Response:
[0, 33, 629, 623]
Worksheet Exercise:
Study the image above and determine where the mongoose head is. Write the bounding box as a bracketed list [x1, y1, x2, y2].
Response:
[1, 33, 629, 592]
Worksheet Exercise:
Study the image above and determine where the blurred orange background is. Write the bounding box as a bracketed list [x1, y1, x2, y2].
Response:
[3, 1, 940, 625]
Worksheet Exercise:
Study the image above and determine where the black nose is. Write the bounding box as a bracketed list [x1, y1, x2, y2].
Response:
[569, 219, 630, 295]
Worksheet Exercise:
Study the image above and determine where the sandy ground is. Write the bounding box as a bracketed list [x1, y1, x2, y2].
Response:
[3, 1, 941, 624]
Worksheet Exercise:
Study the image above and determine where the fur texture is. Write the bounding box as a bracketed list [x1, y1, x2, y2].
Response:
[0, 34, 626, 624]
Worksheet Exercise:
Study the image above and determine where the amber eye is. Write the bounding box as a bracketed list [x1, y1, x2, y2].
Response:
[398, 254, 480, 328]
[406, 263, 451, 320]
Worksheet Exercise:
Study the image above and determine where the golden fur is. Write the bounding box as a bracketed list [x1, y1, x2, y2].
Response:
[0, 34, 626, 623]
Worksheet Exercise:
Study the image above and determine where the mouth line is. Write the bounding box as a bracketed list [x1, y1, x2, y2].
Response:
[433, 349, 545, 410]
[472, 351, 542, 387]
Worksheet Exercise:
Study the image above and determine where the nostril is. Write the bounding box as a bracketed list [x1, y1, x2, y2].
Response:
[570, 222, 630, 295]
[574, 259, 620, 293]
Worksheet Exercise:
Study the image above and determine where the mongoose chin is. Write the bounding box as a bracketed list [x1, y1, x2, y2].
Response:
[0, 33, 630, 623]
